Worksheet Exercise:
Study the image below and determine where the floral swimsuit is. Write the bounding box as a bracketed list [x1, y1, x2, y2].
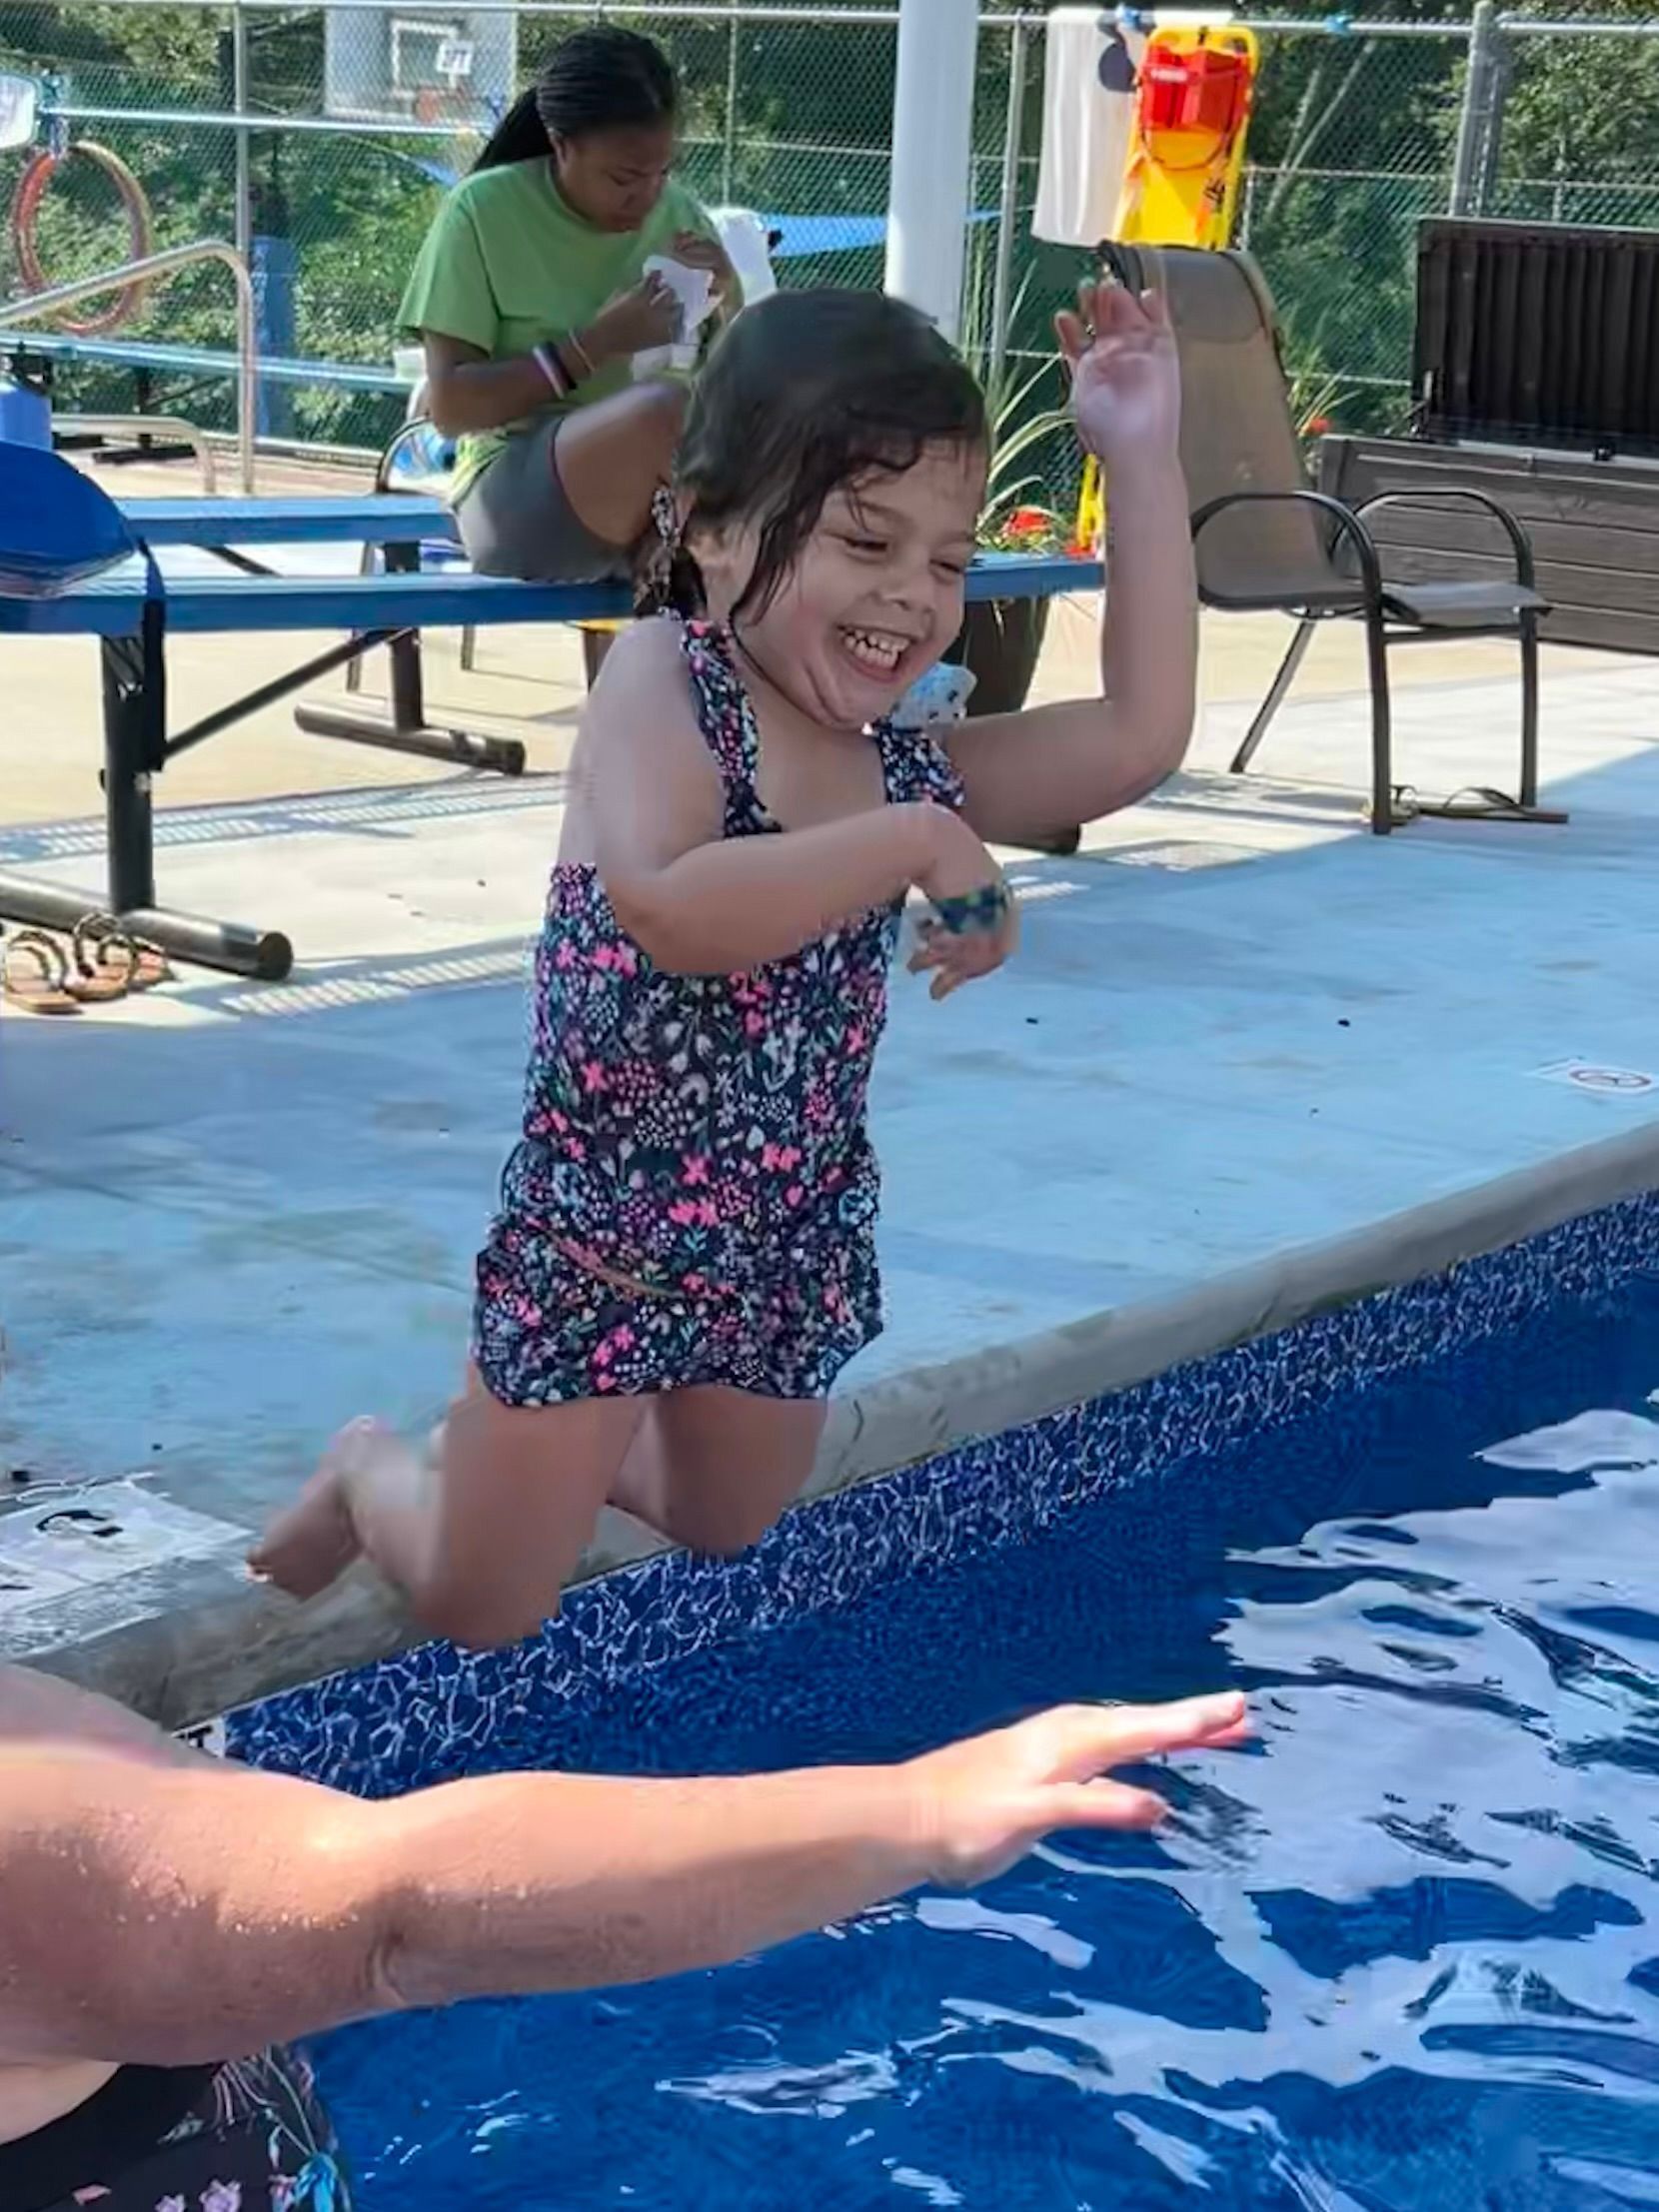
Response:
[8, 2045, 350, 2212]
[473, 619, 963, 1406]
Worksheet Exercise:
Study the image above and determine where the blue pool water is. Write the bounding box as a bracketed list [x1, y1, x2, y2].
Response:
[311, 1272, 1659, 2210]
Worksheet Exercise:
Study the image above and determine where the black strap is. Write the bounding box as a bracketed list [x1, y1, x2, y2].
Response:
[687, 623, 767, 836]
[0, 2061, 218, 2212]
[139, 543, 168, 775]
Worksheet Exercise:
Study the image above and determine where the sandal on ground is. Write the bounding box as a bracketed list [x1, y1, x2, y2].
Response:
[65, 932, 135, 1003]
[74, 912, 173, 990]
[3, 929, 83, 1015]
[1381, 783, 1568, 828]
[1427, 784, 1570, 826]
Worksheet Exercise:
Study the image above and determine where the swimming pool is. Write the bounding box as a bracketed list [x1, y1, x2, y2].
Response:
[234, 1194, 1659, 2209]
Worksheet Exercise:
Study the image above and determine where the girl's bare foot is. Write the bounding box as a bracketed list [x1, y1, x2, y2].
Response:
[248, 1417, 382, 1600]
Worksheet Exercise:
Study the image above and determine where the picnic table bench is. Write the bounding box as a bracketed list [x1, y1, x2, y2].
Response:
[119, 493, 456, 548]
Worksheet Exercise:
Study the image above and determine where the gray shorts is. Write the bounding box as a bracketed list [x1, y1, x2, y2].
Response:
[456, 417, 632, 583]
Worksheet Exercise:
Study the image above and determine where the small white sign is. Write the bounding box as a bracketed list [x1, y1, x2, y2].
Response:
[175, 1715, 229, 1757]
[1534, 1058, 1656, 1098]
[0, 1553, 82, 1619]
[0, 1482, 244, 1614]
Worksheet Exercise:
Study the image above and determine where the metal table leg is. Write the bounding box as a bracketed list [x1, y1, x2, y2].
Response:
[294, 543, 526, 775]
[0, 630, 294, 981]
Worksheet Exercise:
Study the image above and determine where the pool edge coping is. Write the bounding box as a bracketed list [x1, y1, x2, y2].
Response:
[27, 1112, 1659, 1731]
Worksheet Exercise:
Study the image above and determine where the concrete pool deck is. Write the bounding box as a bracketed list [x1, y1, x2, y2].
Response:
[3, 525, 1658, 1727]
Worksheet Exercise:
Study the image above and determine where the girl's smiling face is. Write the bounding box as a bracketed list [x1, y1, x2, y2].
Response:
[695, 440, 986, 730]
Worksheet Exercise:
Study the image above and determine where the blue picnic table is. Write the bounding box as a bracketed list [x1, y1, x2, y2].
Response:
[0, 468, 1101, 979]
[117, 493, 457, 548]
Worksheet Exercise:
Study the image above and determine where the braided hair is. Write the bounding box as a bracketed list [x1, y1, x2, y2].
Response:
[473, 27, 677, 172]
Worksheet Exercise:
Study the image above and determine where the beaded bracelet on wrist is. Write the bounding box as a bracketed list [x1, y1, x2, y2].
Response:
[930, 882, 1010, 936]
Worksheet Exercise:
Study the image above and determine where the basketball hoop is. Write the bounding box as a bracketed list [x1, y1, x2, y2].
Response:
[324, 10, 513, 128]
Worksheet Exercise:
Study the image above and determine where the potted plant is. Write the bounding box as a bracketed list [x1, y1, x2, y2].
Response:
[952, 494, 1071, 715]
[947, 287, 1079, 717]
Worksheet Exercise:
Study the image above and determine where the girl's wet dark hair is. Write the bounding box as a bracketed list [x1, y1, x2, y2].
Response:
[473, 27, 678, 172]
[664, 289, 987, 622]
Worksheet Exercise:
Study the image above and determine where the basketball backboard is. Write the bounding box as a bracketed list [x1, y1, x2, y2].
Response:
[323, 7, 518, 130]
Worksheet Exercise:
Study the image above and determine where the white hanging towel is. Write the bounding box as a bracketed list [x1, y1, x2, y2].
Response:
[1032, 9, 1145, 247]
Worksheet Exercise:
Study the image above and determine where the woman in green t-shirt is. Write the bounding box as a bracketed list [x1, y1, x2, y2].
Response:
[400, 28, 734, 583]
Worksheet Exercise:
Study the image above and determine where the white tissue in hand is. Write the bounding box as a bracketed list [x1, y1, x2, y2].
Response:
[633, 255, 717, 377]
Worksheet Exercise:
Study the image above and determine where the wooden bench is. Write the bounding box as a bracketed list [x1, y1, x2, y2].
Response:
[1320, 436, 1659, 658]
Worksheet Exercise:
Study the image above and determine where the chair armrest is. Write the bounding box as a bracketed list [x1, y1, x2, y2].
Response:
[1350, 488, 1536, 590]
[1190, 487, 1384, 609]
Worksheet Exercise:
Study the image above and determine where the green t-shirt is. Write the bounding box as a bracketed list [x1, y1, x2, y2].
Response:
[399, 162, 723, 502]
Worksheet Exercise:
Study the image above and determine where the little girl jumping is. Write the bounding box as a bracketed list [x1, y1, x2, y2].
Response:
[253, 279, 1197, 1649]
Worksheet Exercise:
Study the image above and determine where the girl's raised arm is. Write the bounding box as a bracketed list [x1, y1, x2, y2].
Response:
[948, 285, 1197, 848]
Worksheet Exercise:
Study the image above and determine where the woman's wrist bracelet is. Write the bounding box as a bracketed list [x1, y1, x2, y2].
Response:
[565, 329, 597, 380]
[930, 882, 1010, 937]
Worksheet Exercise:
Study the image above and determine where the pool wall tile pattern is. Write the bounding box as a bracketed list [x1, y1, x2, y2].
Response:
[229, 1191, 1659, 1790]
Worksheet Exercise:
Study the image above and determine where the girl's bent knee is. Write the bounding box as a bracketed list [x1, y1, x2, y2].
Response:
[425, 1583, 564, 1653]
[669, 1496, 785, 1559]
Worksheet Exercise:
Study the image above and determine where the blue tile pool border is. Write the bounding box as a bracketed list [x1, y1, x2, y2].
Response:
[228, 1187, 1659, 1790]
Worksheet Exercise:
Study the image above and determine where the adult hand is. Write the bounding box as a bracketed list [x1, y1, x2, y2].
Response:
[589, 273, 681, 363]
[1057, 278, 1181, 470]
[908, 1691, 1249, 1887]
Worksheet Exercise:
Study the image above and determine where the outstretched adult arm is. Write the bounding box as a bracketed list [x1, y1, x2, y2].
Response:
[0, 1693, 1246, 2068]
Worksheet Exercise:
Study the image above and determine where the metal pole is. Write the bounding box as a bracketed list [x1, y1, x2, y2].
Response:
[231, 0, 255, 487]
[233, 231, 257, 491]
[884, 0, 979, 342]
[721, 14, 740, 203]
[1, 242, 259, 493]
[232, 0, 252, 271]
[36, 1, 1498, 26]
[987, 18, 1027, 388]
[1449, 0, 1498, 217]
[1475, 30, 1510, 214]
[83, 0, 908, 17]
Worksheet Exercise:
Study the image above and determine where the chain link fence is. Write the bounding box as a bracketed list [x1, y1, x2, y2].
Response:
[2, 5, 1657, 502]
